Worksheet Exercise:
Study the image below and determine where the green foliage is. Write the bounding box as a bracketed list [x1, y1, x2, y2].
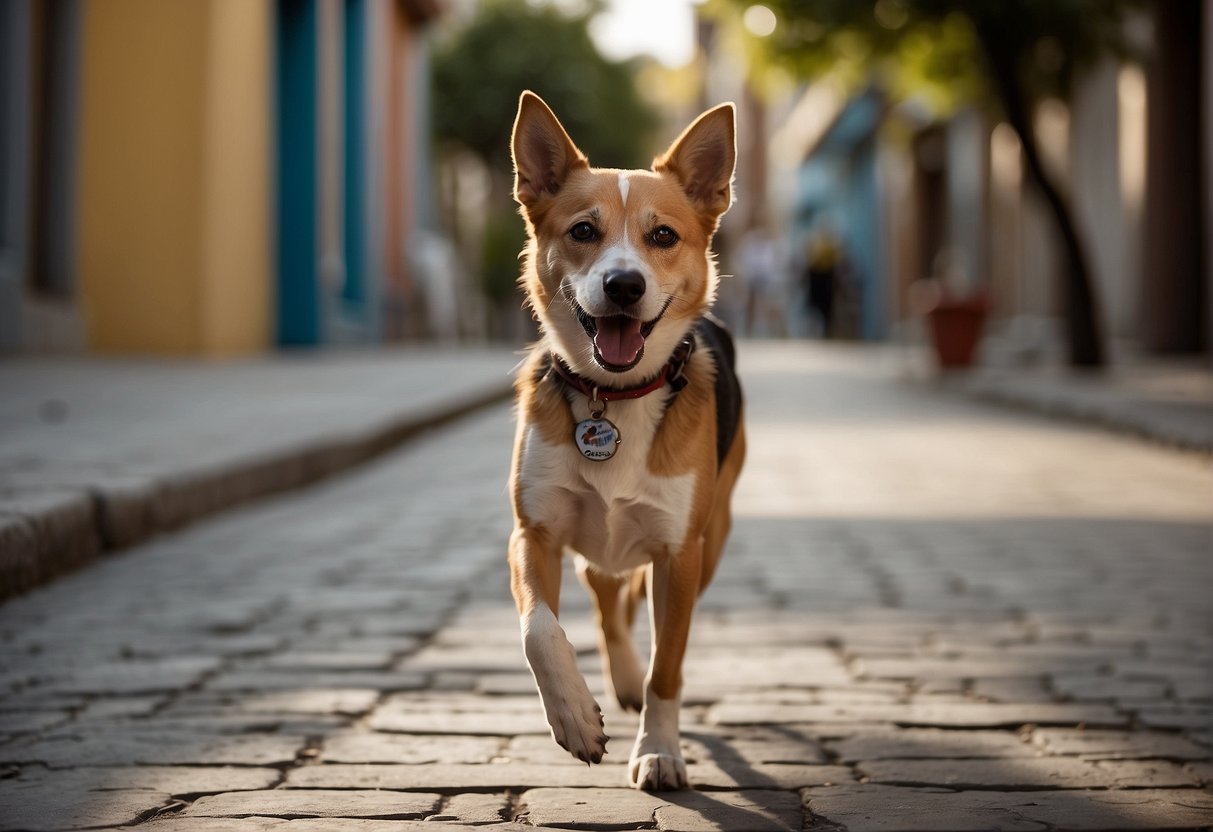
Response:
[480, 209, 528, 304]
[718, 0, 1144, 114]
[432, 0, 660, 172]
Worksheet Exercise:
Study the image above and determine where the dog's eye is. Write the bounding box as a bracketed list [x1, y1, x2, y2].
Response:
[650, 226, 679, 248]
[569, 222, 598, 243]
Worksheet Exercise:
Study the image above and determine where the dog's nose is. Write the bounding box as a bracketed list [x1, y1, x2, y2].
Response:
[603, 269, 646, 307]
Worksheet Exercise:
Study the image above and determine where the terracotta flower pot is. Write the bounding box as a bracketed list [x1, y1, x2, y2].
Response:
[927, 296, 988, 369]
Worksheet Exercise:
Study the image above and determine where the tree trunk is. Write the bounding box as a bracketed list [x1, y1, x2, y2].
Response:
[976, 29, 1106, 368]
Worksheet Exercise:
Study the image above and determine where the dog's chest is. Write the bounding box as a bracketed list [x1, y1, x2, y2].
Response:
[519, 392, 696, 573]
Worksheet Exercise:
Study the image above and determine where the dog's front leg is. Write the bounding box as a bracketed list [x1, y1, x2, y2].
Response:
[509, 525, 607, 763]
[629, 543, 701, 790]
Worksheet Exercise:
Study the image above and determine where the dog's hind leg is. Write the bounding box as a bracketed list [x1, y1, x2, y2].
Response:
[576, 556, 645, 712]
[699, 412, 746, 593]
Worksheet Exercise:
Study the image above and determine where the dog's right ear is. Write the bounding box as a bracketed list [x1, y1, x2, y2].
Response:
[512, 91, 587, 211]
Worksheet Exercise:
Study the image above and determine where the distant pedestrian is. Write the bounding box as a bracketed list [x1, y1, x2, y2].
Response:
[738, 225, 786, 337]
[803, 231, 841, 338]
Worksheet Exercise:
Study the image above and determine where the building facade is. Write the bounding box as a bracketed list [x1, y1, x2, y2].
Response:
[1, 0, 439, 356]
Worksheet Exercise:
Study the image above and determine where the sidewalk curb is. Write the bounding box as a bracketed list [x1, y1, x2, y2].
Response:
[946, 374, 1213, 455]
[0, 382, 514, 601]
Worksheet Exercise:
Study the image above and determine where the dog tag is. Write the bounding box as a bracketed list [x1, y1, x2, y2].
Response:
[574, 417, 621, 461]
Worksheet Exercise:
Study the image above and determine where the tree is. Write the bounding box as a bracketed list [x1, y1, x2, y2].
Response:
[432, 0, 659, 175]
[725, 0, 1145, 367]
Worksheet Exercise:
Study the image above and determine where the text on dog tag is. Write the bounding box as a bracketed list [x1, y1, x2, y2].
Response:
[574, 417, 621, 461]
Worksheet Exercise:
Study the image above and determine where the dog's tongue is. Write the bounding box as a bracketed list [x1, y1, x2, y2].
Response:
[594, 316, 645, 366]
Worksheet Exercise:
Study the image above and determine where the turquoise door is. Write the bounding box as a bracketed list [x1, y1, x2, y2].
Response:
[275, 0, 320, 345]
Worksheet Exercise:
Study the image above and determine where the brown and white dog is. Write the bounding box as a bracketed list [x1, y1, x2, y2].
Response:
[507, 91, 745, 791]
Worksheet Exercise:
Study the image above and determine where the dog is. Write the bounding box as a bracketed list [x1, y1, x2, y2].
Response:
[507, 91, 745, 791]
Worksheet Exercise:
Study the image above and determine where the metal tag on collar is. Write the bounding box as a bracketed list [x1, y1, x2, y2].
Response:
[575, 387, 621, 461]
[667, 361, 688, 392]
[666, 337, 695, 393]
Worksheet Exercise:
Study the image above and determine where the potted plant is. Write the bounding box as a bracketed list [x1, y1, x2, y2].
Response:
[911, 250, 990, 369]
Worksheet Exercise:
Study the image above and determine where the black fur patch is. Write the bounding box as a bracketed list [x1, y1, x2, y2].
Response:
[695, 314, 742, 467]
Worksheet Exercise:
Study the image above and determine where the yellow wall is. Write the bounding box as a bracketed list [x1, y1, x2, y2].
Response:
[200, 0, 272, 356]
[78, 0, 270, 355]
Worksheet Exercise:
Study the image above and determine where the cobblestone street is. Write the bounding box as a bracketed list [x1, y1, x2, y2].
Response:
[1, 343, 1210, 831]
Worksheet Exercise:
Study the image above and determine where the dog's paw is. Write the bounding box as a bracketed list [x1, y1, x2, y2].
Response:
[549, 694, 608, 764]
[629, 752, 687, 791]
[608, 653, 645, 713]
[523, 605, 608, 764]
[615, 688, 644, 713]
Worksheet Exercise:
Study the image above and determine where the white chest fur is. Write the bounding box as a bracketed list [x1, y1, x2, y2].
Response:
[518, 391, 697, 574]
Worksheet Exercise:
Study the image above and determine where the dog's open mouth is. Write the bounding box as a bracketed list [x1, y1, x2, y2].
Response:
[576, 301, 670, 372]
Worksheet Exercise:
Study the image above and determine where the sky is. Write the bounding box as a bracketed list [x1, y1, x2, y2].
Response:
[587, 0, 701, 68]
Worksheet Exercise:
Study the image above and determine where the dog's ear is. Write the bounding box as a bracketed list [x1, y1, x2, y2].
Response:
[654, 103, 736, 224]
[512, 91, 587, 211]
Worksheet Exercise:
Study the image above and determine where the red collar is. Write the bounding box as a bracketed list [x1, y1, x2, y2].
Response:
[549, 336, 695, 403]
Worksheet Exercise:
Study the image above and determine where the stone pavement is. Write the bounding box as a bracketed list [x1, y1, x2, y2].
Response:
[0, 349, 517, 598]
[1, 342, 1210, 831]
[939, 354, 1213, 455]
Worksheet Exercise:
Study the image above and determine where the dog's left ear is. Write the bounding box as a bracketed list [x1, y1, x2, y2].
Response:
[654, 103, 736, 225]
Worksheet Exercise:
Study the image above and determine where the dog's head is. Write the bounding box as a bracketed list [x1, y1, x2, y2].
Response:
[511, 92, 735, 386]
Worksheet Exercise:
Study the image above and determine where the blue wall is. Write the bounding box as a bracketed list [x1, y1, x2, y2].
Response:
[795, 91, 889, 340]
